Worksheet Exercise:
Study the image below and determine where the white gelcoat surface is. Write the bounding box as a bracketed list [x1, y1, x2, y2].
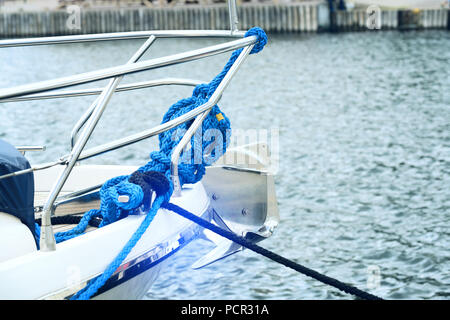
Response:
[0, 165, 209, 300]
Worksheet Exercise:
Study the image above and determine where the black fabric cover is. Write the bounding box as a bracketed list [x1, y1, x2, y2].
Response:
[0, 139, 36, 242]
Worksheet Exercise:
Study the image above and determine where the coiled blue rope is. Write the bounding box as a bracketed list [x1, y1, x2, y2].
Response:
[35, 27, 268, 300]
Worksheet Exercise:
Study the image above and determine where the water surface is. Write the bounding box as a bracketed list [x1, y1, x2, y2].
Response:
[0, 30, 449, 299]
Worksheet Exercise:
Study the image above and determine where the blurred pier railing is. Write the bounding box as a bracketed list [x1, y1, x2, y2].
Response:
[334, 6, 449, 31]
[0, 1, 448, 38]
[58, 0, 319, 9]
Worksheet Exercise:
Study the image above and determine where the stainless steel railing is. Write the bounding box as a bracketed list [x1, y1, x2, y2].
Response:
[0, 1, 249, 251]
[0, 36, 255, 100]
[0, 30, 246, 48]
[0, 78, 204, 103]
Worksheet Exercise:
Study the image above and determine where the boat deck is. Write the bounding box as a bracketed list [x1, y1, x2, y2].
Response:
[34, 191, 100, 233]
[34, 191, 100, 216]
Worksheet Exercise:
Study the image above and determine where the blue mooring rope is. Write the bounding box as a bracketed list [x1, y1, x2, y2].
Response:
[33, 27, 268, 300]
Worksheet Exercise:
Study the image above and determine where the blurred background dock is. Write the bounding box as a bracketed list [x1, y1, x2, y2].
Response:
[0, 0, 448, 37]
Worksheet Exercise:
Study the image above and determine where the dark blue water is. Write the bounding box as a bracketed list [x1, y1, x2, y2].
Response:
[0, 30, 449, 299]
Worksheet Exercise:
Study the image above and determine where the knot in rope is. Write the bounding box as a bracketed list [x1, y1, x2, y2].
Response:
[108, 180, 143, 211]
[62, 27, 268, 299]
[36, 27, 268, 245]
[129, 171, 171, 210]
[244, 27, 268, 54]
[87, 27, 268, 228]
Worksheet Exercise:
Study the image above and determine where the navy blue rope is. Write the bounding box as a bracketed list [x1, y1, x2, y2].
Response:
[163, 202, 384, 301]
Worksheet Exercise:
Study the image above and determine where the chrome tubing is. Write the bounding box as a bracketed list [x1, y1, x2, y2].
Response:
[15, 145, 46, 153]
[0, 77, 221, 181]
[0, 88, 216, 181]
[0, 160, 64, 181]
[16, 145, 46, 156]
[70, 97, 99, 149]
[39, 37, 155, 251]
[0, 30, 247, 48]
[65, 97, 220, 162]
[170, 44, 254, 196]
[0, 78, 203, 103]
[228, 0, 240, 33]
[0, 36, 257, 101]
[70, 35, 156, 149]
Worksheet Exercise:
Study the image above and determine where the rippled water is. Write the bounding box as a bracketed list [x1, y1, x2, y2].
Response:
[1, 30, 449, 299]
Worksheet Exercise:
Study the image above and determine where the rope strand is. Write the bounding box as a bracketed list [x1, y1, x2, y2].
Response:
[61, 27, 269, 300]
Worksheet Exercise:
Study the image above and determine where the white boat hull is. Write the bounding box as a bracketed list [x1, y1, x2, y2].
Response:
[0, 143, 279, 300]
[0, 165, 210, 300]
